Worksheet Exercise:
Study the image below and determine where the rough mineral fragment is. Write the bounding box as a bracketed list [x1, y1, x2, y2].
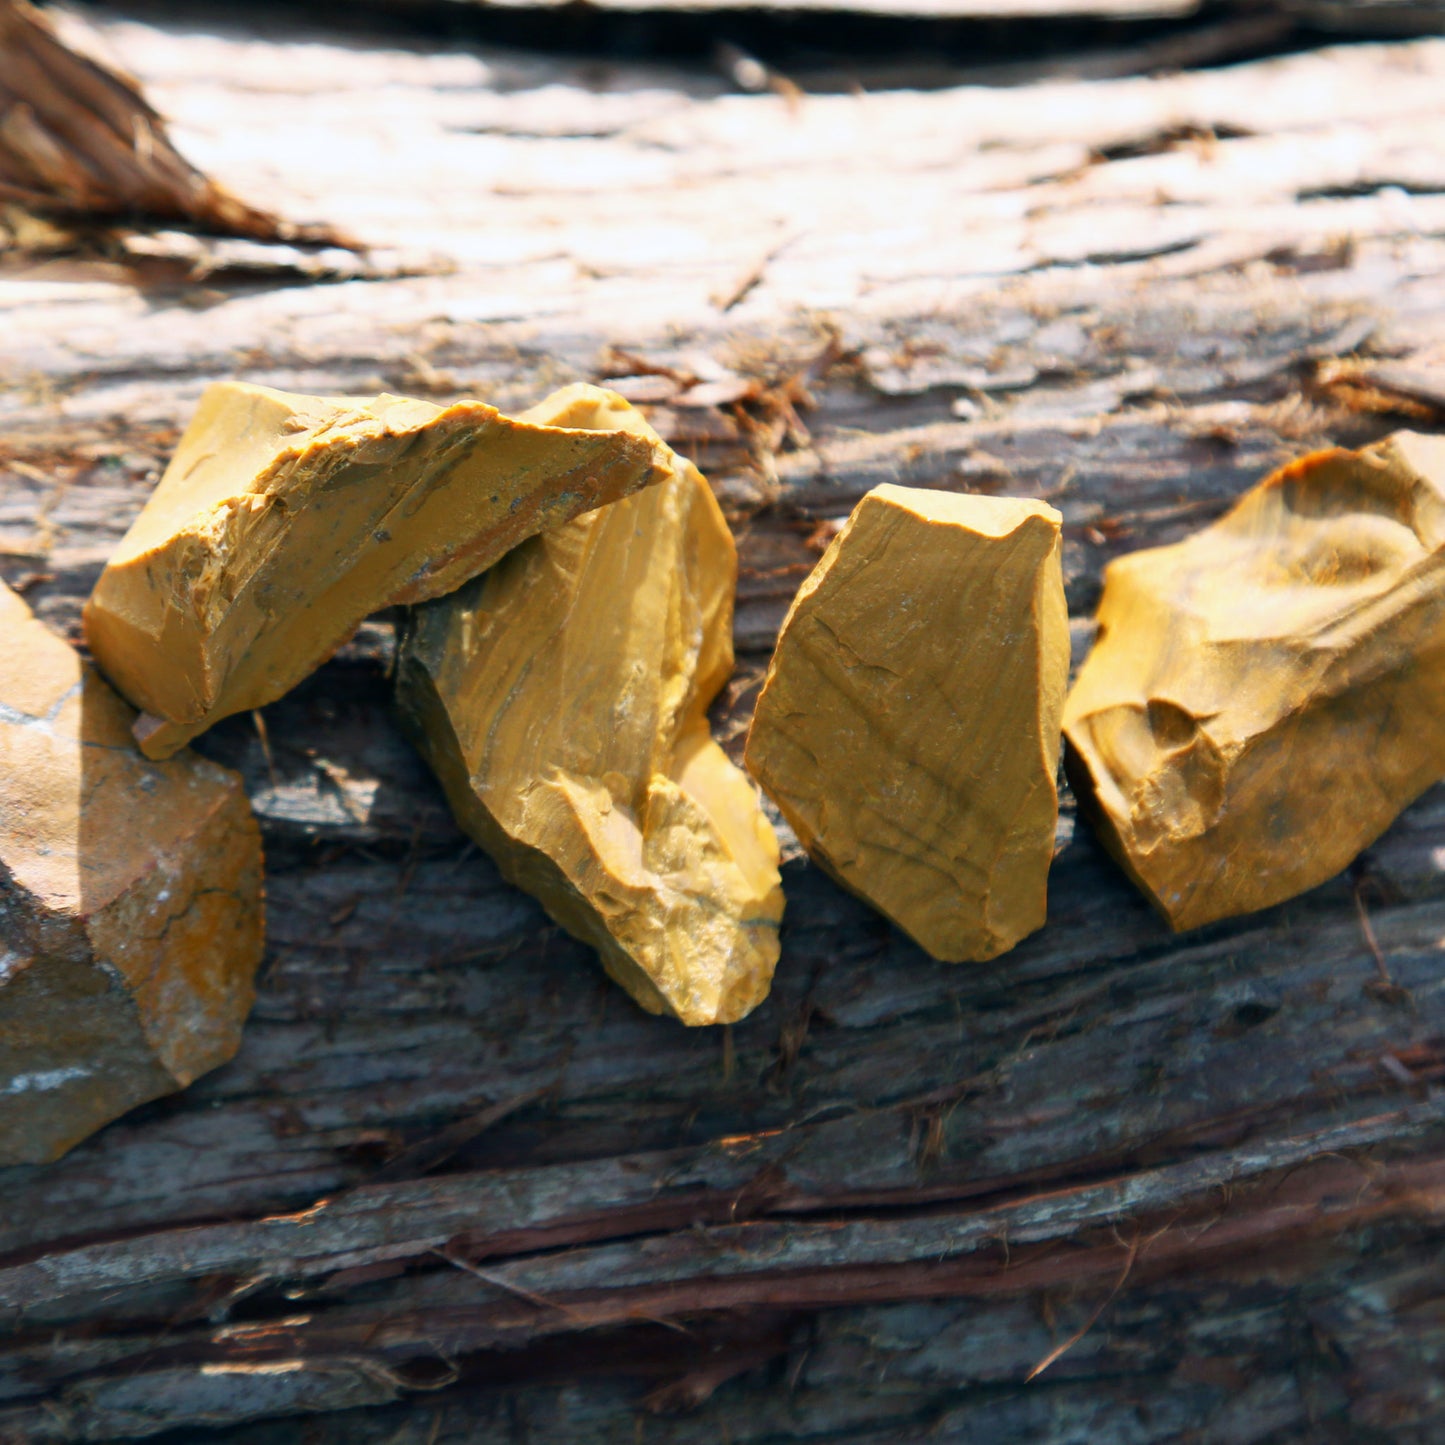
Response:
[85, 380, 672, 759]
[397, 386, 783, 1026]
[1064, 431, 1445, 931]
[0, 580, 263, 1164]
[745, 483, 1068, 962]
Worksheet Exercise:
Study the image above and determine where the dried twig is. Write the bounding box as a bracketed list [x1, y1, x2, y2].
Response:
[370, 1086, 551, 1183]
[1355, 878, 1413, 1007]
[251, 710, 279, 793]
[711, 228, 804, 313]
[1026, 1229, 1140, 1381]
[431, 1248, 576, 1317]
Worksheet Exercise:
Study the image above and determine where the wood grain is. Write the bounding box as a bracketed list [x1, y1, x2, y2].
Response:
[1, 10, 1444, 1440]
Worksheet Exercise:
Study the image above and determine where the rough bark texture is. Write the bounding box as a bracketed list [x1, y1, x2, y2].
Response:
[2, 8, 1445, 1441]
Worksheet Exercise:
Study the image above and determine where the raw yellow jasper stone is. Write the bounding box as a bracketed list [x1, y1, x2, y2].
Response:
[746, 484, 1067, 963]
[85, 380, 672, 760]
[396, 386, 783, 1026]
[1064, 431, 1445, 932]
[0, 580, 263, 1164]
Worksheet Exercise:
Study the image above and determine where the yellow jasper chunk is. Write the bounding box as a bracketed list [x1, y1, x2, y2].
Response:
[746, 483, 1068, 963]
[396, 386, 783, 1026]
[84, 380, 672, 759]
[0, 580, 263, 1164]
[1064, 431, 1445, 931]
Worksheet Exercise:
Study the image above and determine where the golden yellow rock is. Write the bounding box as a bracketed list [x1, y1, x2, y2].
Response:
[745, 483, 1068, 963]
[396, 386, 783, 1026]
[85, 380, 672, 760]
[0, 580, 263, 1164]
[1064, 431, 1445, 931]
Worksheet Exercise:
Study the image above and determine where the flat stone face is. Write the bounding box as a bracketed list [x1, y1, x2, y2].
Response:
[745, 484, 1068, 963]
[1064, 430, 1445, 932]
[84, 380, 671, 759]
[0, 581, 264, 1165]
[397, 386, 783, 1027]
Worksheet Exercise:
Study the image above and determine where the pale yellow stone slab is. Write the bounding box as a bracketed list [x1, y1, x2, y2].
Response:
[396, 386, 783, 1026]
[1065, 431, 1445, 931]
[85, 380, 671, 758]
[0, 580, 263, 1164]
[746, 483, 1067, 962]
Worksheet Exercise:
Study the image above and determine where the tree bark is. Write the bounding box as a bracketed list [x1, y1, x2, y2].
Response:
[1, 9, 1444, 1440]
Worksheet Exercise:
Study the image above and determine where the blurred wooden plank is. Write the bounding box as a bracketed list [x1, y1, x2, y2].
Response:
[207, 0, 1445, 34]
[416, 0, 1201, 13]
[1286, 0, 1445, 33]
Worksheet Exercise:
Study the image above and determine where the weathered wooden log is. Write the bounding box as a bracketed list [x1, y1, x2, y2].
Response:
[0, 11, 1444, 1441]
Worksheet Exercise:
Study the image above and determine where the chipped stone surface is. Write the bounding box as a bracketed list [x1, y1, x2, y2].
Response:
[1064, 431, 1445, 931]
[397, 386, 783, 1026]
[0, 580, 263, 1164]
[84, 380, 670, 759]
[746, 483, 1068, 962]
